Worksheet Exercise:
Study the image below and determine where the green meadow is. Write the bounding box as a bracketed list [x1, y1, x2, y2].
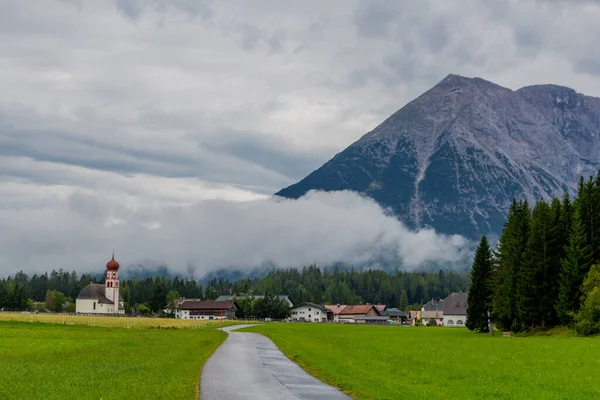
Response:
[0, 321, 226, 400]
[243, 324, 600, 400]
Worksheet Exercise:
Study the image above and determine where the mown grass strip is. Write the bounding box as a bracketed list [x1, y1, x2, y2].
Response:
[243, 323, 600, 400]
[0, 321, 227, 400]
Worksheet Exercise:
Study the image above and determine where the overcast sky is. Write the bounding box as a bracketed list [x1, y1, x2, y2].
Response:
[1, 0, 599, 277]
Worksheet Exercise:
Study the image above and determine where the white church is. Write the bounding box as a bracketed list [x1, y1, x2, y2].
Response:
[76, 253, 125, 314]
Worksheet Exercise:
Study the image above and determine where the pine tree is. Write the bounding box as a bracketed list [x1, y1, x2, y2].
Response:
[492, 200, 530, 331]
[466, 236, 493, 332]
[518, 200, 557, 329]
[577, 176, 599, 265]
[556, 207, 593, 324]
[398, 290, 409, 311]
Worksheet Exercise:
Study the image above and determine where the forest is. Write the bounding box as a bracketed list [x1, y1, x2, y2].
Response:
[466, 173, 600, 336]
[0, 265, 469, 315]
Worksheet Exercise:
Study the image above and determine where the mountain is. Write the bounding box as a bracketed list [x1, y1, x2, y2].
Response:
[276, 74, 600, 239]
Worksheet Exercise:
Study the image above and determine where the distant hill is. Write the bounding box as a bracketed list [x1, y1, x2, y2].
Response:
[276, 74, 600, 238]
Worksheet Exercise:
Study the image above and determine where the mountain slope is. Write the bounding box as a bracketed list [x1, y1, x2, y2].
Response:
[276, 74, 600, 239]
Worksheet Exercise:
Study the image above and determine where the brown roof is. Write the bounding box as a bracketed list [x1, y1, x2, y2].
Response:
[324, 305, 347, 315]
[179, 300, 237, 311]
[375, 305, 386, 313]
[443, 292, 468, 315]
[77, 283, 123, 302]
[339, 305, 379, 315]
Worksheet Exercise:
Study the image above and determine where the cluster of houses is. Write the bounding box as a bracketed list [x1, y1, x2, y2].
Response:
[75, 254, 467, 328]
[171, 292, 468, 327]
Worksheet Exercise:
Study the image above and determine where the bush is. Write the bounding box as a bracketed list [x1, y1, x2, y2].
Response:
[574, 287, 600, 336]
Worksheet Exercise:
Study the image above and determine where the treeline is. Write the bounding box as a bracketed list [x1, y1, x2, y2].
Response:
[467, 173, 600, 336]
[0, 265, 469, 314]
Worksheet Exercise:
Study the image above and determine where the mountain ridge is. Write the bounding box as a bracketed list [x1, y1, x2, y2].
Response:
[276, 74, 600, 239]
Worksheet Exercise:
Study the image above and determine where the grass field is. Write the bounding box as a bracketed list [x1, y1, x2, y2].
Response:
[0, 319, 227, 400]
[243, 324, 600, 400]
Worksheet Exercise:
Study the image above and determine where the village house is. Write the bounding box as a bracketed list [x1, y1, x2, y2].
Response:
[175, 300, 238, 320]
[324, 304, 346, 322]
[420, 298, 444, 326]
[76, 253, 124, 315]
[337, 305, 382, 322]
[443, 292, 468, 327]
[289, 302, 330, 322]
[385, 308, 408, 323]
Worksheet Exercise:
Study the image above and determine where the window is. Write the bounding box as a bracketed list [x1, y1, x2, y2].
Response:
[93, 302, 96, 310]
[447, 319, 454, 325]
[457, 320, 464, 325]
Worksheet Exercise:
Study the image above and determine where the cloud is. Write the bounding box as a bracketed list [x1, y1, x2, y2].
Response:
[0, 186, 472, 278]
[1, 0, 600, 277]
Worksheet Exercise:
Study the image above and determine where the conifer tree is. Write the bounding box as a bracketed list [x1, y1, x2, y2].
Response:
[466, 236, 493, 332]
[577, 176, 598, 265]
[398, 290, 409, 311]
[492, 200, 530, 331]
[518, 200, 558, 329]
[556, 207, 592, 324]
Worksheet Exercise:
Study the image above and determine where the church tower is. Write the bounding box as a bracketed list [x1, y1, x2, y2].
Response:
[105, 252, 120, 313]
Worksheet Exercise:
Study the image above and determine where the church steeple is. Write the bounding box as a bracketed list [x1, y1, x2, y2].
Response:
[105, 252, 120, 313]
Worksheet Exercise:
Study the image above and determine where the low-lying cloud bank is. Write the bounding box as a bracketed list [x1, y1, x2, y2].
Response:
[0, 189, 473, 278]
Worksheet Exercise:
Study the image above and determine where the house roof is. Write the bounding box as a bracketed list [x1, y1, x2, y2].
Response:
[339, 305, 380, 316]
[422, 299, 444, 312]
[375, 304, 387, 313]
[77, 283, 123, 302]
[292, 302, 328, 311]
[353, 316, 390, 321]
[443, 292, 468, 315]
[324, 305, 347, 315]
[179, 300, 237, 311]
[385, 308, 407, 317]
[215, 294, 293, 304]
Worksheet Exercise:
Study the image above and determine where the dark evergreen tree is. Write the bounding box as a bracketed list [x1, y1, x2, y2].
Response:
[398, 290, 409, 311]
[556, 207, 593, 324]
[492, 200, 530, 331]
[466, 236, 494, 332]
[518, 200, 558, 329]
[149, 280, 166, 312]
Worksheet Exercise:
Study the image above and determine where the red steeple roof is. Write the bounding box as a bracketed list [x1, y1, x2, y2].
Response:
[106, 251, 120, 271]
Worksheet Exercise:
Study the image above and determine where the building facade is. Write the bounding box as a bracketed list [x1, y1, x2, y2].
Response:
[175, 300, 237, 320]
[443, 292, 468, 327]
[76, 253, 124, 314]
[420, 298, 444, 326]
[290, 302, 329, 322]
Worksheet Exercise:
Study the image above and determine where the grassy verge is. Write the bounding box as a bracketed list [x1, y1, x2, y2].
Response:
[242, 323, 600, 400]
[0, 321, 227, 399]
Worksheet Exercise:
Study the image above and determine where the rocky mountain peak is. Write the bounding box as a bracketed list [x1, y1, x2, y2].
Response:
[276, 75, 600, 239]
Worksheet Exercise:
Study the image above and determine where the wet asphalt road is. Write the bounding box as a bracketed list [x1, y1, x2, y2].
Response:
[200, 325, 352, 400]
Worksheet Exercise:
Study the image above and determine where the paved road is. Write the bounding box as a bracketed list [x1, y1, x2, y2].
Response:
[200, 325, 351, 400]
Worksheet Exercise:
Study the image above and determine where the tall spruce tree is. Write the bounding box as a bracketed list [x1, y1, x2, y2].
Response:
[556, 207, 593, 324]
[492, 200, 530, 331]
[577, 176, 599, 265]
[593, 172, 600, 263]
[398, 290, 409, 311]
[518, 200, 559, 329]
[466, 236, 493, 332]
